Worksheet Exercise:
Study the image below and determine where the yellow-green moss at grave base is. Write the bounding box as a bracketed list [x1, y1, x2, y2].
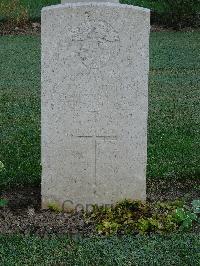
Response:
[41, 2, 150, 209]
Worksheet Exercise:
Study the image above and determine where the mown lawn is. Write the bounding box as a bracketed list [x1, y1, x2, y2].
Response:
[0, 32, 200, 188]
[0, 234, 199, 265]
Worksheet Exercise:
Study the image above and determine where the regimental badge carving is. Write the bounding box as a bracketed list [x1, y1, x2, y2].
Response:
[69, 20, 120, 69]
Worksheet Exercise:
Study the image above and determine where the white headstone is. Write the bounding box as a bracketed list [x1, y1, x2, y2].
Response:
[41, 3, 150, 210]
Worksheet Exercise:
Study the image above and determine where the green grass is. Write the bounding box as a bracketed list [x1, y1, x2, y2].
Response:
[148, 32, 200, 179]
[123, 0, 200, 13]
[20, 0, 59, 20]
[0, 234, 199, 265]
[0, 32, 200, 188]
[0, 36, 41, 187]
[0, 0, 59, 21]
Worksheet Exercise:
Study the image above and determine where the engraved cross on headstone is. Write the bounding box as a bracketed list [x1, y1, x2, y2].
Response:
[77, 135, 117, 178]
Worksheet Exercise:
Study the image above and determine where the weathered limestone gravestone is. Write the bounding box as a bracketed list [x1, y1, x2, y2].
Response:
[41, 2, 150, 209]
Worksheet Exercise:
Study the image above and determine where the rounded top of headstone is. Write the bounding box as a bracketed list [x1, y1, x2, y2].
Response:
[62, 0, 119, 3]
[42, 3, 150, 14]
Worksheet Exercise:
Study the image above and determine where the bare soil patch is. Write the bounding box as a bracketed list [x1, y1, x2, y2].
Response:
[0, 179, 199, 237]
[0, 22, 40, 36]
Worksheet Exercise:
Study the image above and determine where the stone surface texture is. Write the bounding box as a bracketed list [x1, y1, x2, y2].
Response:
[41, 3, 150, 209]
